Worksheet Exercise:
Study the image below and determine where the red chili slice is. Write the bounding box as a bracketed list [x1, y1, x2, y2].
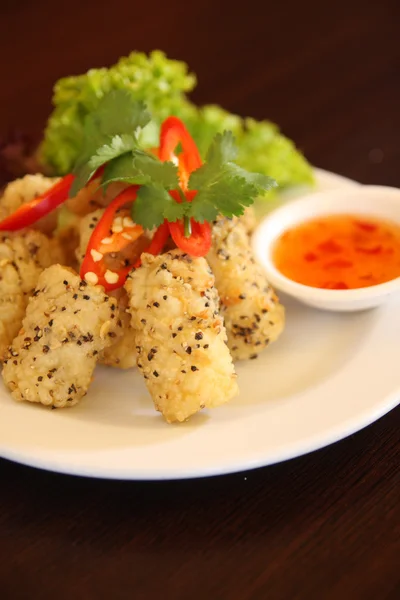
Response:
[168, 219, 212, 257]
[354, 220, 377, 233]
[304, 252, 318, 262]
[80, 186, 143, 291]
[318, 239, 343, 254]
[159, 117, 211, 257]
[324, 259, 353, 269]
[159, 116, 202, 188]
[355, 245, 382, 255]
[0, 174, 74, 231]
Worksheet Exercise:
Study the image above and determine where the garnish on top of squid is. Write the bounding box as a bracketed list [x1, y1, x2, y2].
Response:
[0, 90, 277, 291]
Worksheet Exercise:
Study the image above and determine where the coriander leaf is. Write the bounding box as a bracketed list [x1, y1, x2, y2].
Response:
[163, 196, 187, 223]
[187, 174, 256, 222]
[101, 153, 149, 189]
[187, 132, 237, 197]
[70, 134, 137, 197]
[101, 151, 180, 191]
[186, 196, 219, 223]
[205, 130, 237, 164]
[228, 163, 277, 192]
[75, 116, 108, 167]
[187, 131, 277, 222]
[69, 93, 151, 197]
[132, 185, 185, 230]
[69, 118, 108, 196]
[89, 134, 137, 170]
[69, 162, 94, 197]
[131, 152, 179, 188]
[94, 90, 151, 136]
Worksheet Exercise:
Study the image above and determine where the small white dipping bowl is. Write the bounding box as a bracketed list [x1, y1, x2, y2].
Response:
[252, 185, 400, 312]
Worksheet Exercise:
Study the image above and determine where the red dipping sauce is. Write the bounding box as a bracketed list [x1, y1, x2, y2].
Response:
[273, 214, 400, 290]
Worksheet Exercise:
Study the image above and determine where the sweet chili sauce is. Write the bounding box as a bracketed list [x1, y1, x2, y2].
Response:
[273, 215, 400, 290]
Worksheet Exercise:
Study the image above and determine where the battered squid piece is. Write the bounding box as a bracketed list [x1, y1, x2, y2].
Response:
[2, 265, 122, 407]
[0, 174, 61, 233]
[207, 216, 285, 360]
[0, 230, 65, 360]
[77, 209, 138, 369]
[125, 250, 239, 423]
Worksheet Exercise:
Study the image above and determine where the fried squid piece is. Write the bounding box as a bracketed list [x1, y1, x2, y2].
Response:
[0, 174, 61, 233]
[0, 230, 65, 360]
[207, 216, 285, 360]
[125, 250, 238, 423]
[2, 264, 122, 407]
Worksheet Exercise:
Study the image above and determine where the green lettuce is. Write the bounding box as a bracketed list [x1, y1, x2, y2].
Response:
[40, 50, 314, 191]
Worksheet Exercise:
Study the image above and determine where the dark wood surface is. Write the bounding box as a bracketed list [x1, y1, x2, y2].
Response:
[1, 1, 399, 598]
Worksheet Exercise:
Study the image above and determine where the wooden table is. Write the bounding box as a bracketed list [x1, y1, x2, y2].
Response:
[1, 1, 399, 598]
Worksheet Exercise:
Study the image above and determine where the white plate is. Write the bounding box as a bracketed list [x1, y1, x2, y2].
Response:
[1, 169, 399, 480]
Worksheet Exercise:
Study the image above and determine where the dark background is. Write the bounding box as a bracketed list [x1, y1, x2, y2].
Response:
[1, 1, 399, 598]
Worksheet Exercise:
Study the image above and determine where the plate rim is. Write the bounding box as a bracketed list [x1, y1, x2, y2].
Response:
[2, 385, 399, 480]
